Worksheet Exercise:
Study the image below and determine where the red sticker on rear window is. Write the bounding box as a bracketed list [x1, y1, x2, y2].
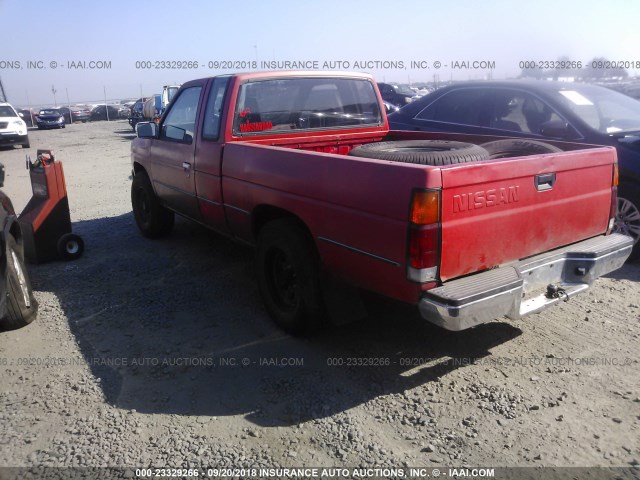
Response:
[239, 121, 273, 132]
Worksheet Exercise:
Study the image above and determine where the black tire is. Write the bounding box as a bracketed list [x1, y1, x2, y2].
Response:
[131, 171, 174, 238]
[1, 236, 38, 331]
[57, 233, 84, 261]
[256, 219, 325, 335]
[614, 188, 640, 262]
[480, 139, 562, 159]
[22, 140, 30, 149]
[348, 140, 490, 165]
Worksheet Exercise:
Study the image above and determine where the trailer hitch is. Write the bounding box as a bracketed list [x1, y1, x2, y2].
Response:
[546, 284, 569, 302]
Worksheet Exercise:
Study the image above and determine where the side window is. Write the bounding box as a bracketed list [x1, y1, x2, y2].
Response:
[202, 78, 229, 140]
[416, 89, 493, 127]
[491, 90, 567, 134]
[161, 86, 202, 142]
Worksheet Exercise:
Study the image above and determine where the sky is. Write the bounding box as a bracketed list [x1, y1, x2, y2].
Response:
[2, 0, 640, 106]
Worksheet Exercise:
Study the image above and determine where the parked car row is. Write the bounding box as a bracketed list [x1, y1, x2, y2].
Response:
[388, 79, 640, 260]
[16, 104, 130, 126]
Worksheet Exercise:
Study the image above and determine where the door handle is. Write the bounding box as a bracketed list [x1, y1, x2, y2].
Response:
[535, 172, 556, 191]
[182, 162, 191, 170]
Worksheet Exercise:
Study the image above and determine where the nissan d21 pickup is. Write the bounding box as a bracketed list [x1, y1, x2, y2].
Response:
[130, 71, 632, 334]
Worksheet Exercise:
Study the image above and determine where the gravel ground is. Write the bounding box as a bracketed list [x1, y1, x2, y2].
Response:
[0, 121, 639, 475]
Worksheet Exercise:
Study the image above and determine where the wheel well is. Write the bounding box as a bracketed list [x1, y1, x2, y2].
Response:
[618, 182, 640, 198]
[132, 162, 146, 175]
[252, 206, 313, 243]
[8, 220, 22, 245]
[1, 220, 23, 269]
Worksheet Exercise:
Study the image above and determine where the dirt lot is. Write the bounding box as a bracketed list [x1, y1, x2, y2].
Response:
[0, 121, 639, 475]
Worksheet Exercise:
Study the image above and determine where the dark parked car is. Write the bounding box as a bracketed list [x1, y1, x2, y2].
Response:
[34, 108, 65, 129]
[377, 82, 419, 107]
[16, 109, 35, 127]
[58, 106, 91, 124]
[0, 164, 38, 331]
[90, 105, 121, 121]
[388, 80, 640, 260]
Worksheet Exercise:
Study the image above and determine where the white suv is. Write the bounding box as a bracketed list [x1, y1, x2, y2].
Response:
[0, 103, 29, 149]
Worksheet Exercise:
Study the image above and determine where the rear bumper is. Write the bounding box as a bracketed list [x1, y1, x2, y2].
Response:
[419, 233, 633, 331]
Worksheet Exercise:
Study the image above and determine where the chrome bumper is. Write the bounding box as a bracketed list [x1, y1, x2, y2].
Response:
[419, 233, 633, 331]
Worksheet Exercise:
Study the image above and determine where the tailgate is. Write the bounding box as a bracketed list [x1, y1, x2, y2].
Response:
[439, 146, 616, 281]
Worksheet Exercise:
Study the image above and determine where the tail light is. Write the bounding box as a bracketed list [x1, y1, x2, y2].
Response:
[407, 189, 441, 282]
[607, 163, 619, 234]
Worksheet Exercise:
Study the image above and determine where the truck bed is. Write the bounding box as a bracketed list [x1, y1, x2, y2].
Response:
[219, 130, 617, 302]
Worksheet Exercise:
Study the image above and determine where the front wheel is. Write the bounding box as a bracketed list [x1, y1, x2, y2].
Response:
[256, 219, 325, 335]
[1, 236, 38, 330]
[131, 171, 174, 238]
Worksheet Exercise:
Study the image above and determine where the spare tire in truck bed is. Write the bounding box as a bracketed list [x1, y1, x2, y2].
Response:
[479, 139, 562, 159]
[348, 140, 490, 166]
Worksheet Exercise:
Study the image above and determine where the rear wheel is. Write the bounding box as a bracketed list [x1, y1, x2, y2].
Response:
[256, 219, 325, 335]
[131, 171, 174, 238]
[1, 236, 38, 331]
[22, 139, 30, 149]
[348, 140, 489, 165]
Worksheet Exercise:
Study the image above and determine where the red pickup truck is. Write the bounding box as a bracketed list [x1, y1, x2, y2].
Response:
[131, 71, 632, 334]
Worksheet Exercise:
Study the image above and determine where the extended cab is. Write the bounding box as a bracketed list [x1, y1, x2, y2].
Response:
[131, 71, 632, 333]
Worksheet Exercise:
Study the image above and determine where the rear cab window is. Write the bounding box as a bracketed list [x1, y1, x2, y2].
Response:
[233, 77, 382, 135]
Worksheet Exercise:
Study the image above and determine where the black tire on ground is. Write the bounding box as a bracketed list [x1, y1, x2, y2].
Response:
[348, 140, 490, 165]
[480, 139, 562, 159]
[1, 236, 38, 331]
[22, 140, 30, 149]
[614, 188, 640, 262]
[256, 219, 325, 335]
[57, 233, 84, 261]
[131, 171, 174, 238]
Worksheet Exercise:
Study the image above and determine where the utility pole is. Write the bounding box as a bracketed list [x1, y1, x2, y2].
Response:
[52, 85, 58, 106]
[0, 76, 7, 103]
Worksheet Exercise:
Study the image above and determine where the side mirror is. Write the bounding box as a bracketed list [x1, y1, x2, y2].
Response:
[136, 122, 158, 138]
[18, 112, 25, 118]
[540, 119, 571, 139]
